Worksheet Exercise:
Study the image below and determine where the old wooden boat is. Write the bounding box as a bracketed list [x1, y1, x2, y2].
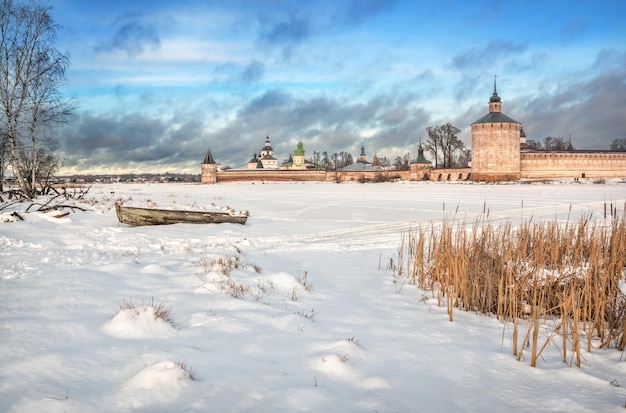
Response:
[115, 203, 247, 226]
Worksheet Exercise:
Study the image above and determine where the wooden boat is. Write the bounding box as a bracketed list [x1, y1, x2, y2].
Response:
[115, 203, 247, 226]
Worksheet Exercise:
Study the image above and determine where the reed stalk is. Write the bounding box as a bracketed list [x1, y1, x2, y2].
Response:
[396, 210, 626, 368]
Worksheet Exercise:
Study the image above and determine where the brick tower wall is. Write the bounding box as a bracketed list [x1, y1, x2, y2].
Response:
[471, 122, 521, 181]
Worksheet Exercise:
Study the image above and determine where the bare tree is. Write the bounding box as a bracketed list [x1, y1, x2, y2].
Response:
[455, 148, 471, 168]
[440, 123, 463, 168]
[330, 153, 339, 170]
[0, 0, 72, 198]
[322, 151, 332, 170]
[338, 151, 353, 169]
[424, 126, 441, 168]
[424, 123, 464, 168]
[526, 139, 543, 150]
[543, 137, 573, 151]
[308, 150, 321, 168]
[377, 155, 390, 168]
[393, 153, 410, 170]
[610, 138, 626, 151]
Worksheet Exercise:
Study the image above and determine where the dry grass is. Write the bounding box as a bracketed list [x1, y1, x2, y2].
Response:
[197, 253, 263, 299]
[392, 211, 626, 367]
[176, 360, 198, 381]
[115, 297, 176, 327]
[199, 253, 261, 277]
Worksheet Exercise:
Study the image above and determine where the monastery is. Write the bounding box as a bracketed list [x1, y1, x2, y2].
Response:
[202, 81, 626, 183]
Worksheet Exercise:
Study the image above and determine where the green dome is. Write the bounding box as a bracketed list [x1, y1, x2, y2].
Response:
[294, 140, 305, 156]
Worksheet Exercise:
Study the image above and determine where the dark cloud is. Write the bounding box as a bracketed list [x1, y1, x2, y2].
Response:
[529, 82, 625, 149]
[240, 61, 265, 83]
[62, 111, 209, 171]
[240, 90, 292, 116]
[60, 87, 433, 173]
[451, 40, 528, 70]
[260, 12, 310, 45]
[450, 41, 531, 102]
[256, 1, 396, 59]
[509, 52, 626, 150]
[95, 13, 160, 57]
[343, 0, 396, 25]
[560, 18, 588, 40]
[206, 90, 430, 167]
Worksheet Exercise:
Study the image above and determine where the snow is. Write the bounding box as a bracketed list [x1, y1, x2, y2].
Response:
[2, 180, 626, 412]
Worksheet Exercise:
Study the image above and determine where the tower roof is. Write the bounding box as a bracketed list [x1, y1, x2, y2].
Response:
[203, 149, 215, 164]
[472, 111, 520, 125]
[413, 142, 432, 164]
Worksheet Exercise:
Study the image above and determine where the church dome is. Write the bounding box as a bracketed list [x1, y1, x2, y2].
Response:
[489, 92, 501, 103]
[294, 140, 305, 156]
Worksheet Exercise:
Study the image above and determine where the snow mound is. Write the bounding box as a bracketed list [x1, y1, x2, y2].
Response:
[309, 340, 391, 390]
[123, 361, 192, 408]
[103, 306, 176, 339]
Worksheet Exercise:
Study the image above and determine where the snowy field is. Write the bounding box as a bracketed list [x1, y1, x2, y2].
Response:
[2, 180, 626, 412]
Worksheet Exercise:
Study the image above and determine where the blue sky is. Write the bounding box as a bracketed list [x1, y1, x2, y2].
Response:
[52, 0, 626, 174]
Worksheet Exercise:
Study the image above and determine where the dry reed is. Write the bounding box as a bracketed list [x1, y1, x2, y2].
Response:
[394, 211, 626, 367]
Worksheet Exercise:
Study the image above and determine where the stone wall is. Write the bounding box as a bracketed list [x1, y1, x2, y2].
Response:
[427, 168, 472, 181]
[520, 152, 626, 179]
[200, 165, 473, 184]
[215, 169, 328, 183]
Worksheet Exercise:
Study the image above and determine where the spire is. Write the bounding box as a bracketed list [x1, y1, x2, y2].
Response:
[490, 75, 501, 103]
[415, 139, 431, 165]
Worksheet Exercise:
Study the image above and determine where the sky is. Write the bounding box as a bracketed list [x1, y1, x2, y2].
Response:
[50, 0, 626, 174]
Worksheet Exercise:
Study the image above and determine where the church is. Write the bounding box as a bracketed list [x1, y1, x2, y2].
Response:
[245, 135, 278, 169]
[244, 135, 320, 170]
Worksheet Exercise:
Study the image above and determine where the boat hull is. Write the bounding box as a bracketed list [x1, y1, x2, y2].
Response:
[115, 203, 247, 226]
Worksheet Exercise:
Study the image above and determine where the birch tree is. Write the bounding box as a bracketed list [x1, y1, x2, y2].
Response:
[0, 0, 72, 197]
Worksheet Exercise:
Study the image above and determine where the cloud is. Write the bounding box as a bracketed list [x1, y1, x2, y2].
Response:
[240, 61, 265, 83]
[451, 40, 528, 70]
[256, 1, 396, 59]
[559, 18, 588, 41]
[95, 12, 160, 58]
[60, 87, 432, 173]
[450, 41, 531, 102]
[343, 0, 396, 25]
[516, 52, 626, 149]
[61, 111, 209, 172]
[209, 90, 430, 166]
[260, 12, 310, 45]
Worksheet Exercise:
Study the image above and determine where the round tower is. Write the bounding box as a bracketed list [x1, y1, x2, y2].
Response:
[471, 77, 521, 181]
[201, 149, 217, 184]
